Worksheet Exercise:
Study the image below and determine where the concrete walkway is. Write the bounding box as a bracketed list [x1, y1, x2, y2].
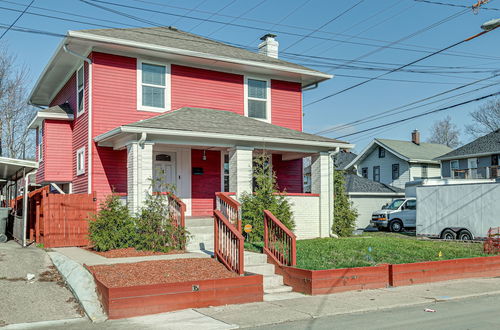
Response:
[53, 247, 210, 266]
[0, 241, 83, 326]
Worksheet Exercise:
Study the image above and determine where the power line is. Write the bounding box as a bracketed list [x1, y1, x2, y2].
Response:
[207, 0, 267, 37]
[334, 91, 500, 139]
[171, 0, 209, 26]
[305, 27, 494, 108]
[0, 0, 34, 40]
[282, 0, 365, 52]
[315, 73, 500, 135]
[414, 0, 500, 11]
[188, 0, 237, 32]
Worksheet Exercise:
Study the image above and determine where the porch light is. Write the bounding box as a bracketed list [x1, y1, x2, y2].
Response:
[202, 150, 206, 161]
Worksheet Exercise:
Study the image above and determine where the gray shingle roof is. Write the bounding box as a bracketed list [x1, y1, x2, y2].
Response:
[436, 129, 500, 160]
[344, 174, 404, 194]
[334, 151, 357, 170]
[39, 103, 73, 115]
[77, 27, 326, 76]
[125, 107, 346, 144]
[376, 138, 452, 162]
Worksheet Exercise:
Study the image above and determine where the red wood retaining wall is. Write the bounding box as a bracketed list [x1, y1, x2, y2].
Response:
[93, 274, 263, 319]
[270, 255, 500, 295]
[389, 255, 500, 286]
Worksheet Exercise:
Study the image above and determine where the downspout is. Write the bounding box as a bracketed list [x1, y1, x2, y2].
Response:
[63, 44, 93, 194]
[328, 147, 340, 237]
[22, 171, 36, 247]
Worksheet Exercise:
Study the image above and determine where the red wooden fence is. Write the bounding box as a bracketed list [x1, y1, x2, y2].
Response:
[213, 209, 245, 275]
[23, 187, 97, 248]
[263, 210, 297, 267]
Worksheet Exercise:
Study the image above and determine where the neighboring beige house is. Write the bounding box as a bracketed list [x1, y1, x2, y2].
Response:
[346, 130, 452, 189]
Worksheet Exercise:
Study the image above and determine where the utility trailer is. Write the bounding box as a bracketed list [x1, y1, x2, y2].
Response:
[414, 179, 500, 240]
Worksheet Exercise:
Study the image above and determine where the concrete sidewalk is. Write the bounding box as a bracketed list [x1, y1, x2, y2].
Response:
[6, 276, 500, 329]
[53, 247, 210, 266]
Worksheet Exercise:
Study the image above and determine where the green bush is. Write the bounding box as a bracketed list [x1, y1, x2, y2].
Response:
[332, 170, 358, 237]
[135, 192, 189, 252]
[88, 194, 137, 251]
[240, 153, 294, 242]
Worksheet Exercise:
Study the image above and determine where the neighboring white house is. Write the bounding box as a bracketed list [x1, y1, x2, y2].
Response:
[346, 130, 452, 189]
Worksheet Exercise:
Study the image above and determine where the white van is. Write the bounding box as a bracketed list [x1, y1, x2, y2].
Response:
[370, 198, 416, 232]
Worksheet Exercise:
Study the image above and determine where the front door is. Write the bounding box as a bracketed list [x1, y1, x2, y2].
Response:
[153, 152, 177, 192]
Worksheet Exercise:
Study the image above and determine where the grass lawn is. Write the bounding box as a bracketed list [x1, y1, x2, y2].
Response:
[296, 232, 489, 270]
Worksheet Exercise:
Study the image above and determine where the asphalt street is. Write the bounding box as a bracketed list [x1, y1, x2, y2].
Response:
[251, 293, 500, 330]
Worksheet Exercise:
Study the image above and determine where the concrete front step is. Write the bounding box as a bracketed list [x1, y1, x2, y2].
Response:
[264, 285, 293, 294]
[264, 274, 283, 287]
[245, 263, 275, 276]
[244, 251, 268, 265]
[264, 291, 305, 302]
[185, 217, 213, 227]
[187, 241, 213, 251]
[186, 225, 213, 235]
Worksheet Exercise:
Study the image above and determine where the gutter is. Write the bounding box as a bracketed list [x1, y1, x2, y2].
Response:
[63, 45, 93, 194]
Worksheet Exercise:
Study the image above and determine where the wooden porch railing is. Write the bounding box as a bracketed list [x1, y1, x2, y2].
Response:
[214, 209, 245, 275]
[263, 210, 297, 267]
[215, 192, 242, 232]
[166, 192, 186, 228]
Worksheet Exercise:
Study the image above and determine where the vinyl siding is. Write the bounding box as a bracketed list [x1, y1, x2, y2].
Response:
[357, 147, 410, 189]
[272, 154, 303, 193]
[441, 155, 494, 178]
[271, 79, 302, 131]
[409, 163, 441, 180]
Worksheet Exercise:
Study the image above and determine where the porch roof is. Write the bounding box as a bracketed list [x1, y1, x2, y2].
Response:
[95, 107, 352, 152]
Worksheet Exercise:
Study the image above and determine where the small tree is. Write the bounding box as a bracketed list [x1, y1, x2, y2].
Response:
[240, 153, 294, 242]
[88, 194, 137, 251]
[135, 187, 189, 252]
[332, 170, 358, 237]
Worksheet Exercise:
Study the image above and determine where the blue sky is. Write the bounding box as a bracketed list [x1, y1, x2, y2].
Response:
[2, 0, 499, 152]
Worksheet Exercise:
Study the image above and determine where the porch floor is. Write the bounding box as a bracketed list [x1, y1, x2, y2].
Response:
[53, 247, 210, 266]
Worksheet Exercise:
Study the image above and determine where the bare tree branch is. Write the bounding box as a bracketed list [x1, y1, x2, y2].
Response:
[465, 98, 500, 138]
[427, 115, 461, 148]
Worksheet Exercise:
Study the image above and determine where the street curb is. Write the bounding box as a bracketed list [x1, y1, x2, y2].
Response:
[48, 251, 107, 323]
[3, 318, 85, 329]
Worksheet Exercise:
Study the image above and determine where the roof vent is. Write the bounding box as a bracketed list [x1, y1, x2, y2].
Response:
[259, 33, 279, 58]
[168, 26, 178, 31]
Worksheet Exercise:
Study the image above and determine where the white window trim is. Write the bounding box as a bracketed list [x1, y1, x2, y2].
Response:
[244, 76, 271, 123]
[137, 59, 171, 113]
[38, 125, 43, 162]
[76, 146, 85, 176]
[468, 157, 478, 169]
[76, 64, 85, 117]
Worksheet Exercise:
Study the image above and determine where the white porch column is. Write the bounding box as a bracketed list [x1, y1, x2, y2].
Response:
[229, 146, 254, 198]
[127, 141, 154, 213]
[311, 152, 334, 238]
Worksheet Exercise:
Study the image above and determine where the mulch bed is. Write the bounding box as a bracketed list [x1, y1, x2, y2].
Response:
[85, 247, 185, 258]
[87, 259, 238, 288]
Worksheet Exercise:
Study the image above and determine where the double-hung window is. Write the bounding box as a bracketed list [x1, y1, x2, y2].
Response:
[38, 126, 43, 161]
[76, 65, 84, 116]
[138, 61, 170, 111]
[76, 147, 85, 176]
[361, 167, 368, 178]
[392, 164, 399, 180]
[373, 166, 380, 182]
[246, 78, 270, 120]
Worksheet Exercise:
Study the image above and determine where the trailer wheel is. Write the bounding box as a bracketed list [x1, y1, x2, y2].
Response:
[458, 229, 473, 241]
[441, 229, 457, 240]
[389, 220, 404, 233]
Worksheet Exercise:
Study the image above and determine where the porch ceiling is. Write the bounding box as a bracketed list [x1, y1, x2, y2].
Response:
[95, 107, 353, 153]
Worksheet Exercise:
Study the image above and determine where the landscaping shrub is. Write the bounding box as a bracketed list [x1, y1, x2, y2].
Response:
[88, 194, 137, 251]
[135, 191, 189, 252]
[240, 153, 294, 242]
[332, 170, 358, 237]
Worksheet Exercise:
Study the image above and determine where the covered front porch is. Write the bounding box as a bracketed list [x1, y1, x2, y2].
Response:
[95, 107, 352, 239]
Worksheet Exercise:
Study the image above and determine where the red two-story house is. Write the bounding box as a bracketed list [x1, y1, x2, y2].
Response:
[28, 27, 351, 239]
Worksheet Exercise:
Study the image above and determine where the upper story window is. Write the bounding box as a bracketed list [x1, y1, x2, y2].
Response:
[38, 125, 43, 161]
[421, 164, 428, 178]
[245, 77, 270, 121]
[378, 147, 385, 158]
[373, 166, 380, 182]
[392, 164, 399, 180]
[361, 167, 368, 178]
[137, 60, 171, 112]
[76, 147, 85, 176]
[76, 65, 85, 116]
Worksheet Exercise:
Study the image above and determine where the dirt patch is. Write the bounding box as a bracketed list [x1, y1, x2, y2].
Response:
[66, 297, 85, 316]
[38, 266, 66, 288]
[88, 258, 238, 288]
[85, 247, 185, 258]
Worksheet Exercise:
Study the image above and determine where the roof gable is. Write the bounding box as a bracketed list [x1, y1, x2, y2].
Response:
[436, 129, 500, 160]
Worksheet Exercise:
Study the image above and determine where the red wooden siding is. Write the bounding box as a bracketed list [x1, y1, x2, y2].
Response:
[43, 120, 73, 182]
[271, 80, 302, 131]
[171, 65, 244, 114]
[93, 148, 128, 202]
[35, 124, 45, 184]
[191, 149, 221, 216]
[272, 154, 303, 193]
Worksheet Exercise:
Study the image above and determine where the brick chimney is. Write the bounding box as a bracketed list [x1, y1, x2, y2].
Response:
[411, 129, 420, 145]
[259, 34, 279, 58]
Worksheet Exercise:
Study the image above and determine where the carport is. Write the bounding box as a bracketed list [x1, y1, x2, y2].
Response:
[0, 156, 38, 247]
